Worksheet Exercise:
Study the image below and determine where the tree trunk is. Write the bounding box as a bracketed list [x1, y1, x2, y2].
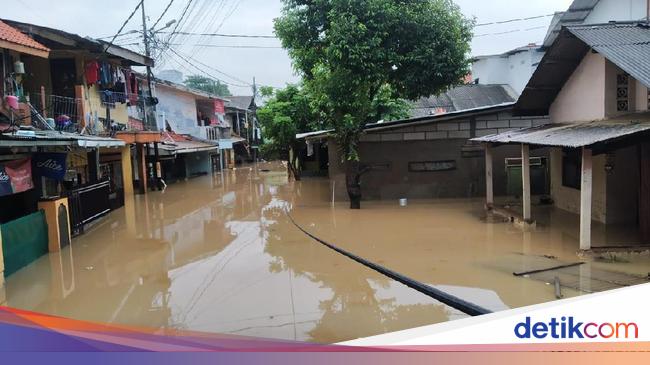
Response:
[345, 161, 362, 209]
[288, 160, 301, 181]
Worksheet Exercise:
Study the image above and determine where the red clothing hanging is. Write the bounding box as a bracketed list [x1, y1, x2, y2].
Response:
[85, 60, 100, 85]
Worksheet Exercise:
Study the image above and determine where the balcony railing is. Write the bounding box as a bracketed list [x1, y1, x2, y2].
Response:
[28, 91, 159, 136]
[199, 125, 231, 141]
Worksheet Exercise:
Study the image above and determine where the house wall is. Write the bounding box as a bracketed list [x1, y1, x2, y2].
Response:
[550, 148, 608, 223]
[634, 80, 649, 112]
[585, 0, 648, 23]
[472, 48, 544, 96]
[606, 145, 640, 225]
[328, 110, 550, 201]
[184, 151, 212, 177]
[156, 86, 200, 136]
[549, 52, 607, 123]
[85, 83, 129, 125]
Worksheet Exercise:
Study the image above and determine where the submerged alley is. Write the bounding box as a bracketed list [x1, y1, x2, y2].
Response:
[2, 163, 649, 343]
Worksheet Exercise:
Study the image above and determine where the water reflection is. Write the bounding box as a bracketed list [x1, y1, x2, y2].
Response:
[5, 163, 481, 343]
[7, 162, 646, 342]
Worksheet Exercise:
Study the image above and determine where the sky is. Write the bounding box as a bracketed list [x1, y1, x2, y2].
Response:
[6, 0, 574, 95]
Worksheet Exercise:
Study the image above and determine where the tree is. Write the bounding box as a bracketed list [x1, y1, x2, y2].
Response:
[184, 75, 232, 96]
[275, 0, 473, 208]
[257, 84, 321, 180]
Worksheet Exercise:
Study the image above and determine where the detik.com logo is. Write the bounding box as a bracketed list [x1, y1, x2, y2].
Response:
[515, 317, 638, 339]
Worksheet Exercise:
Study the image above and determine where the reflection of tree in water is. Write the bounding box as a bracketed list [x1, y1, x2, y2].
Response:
[261, 203, 449, 343]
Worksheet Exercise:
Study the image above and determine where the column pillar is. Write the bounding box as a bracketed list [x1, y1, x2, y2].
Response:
[485, 144, 494, 209]
[121, 145, 134, 195]
[137, 143, 148, 194]
[521, 144, 532, 222]
[580, 147, 593, 250]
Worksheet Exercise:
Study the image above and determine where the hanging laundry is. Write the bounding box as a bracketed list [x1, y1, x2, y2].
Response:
[85, 60, 100, 85]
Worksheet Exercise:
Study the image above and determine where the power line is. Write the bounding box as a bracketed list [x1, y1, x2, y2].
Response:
[168, 43, 283, 49]
[158, 31, 277, 38]
[151, 0, 176, 30]
[474, 25, 548, 38]
[104, 0, 144, 52]
[475, 13, 556, 27]
[174, 48, 252, 86]
[166, 46, 250, 88]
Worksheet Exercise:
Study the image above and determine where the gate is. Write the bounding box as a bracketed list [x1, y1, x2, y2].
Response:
[68, 180, 111, 236]
[1, 211, 49, 277]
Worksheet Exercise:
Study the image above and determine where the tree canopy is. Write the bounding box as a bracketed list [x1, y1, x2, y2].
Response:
[184, 75, 232, 96]
[275, 0, 473, 207]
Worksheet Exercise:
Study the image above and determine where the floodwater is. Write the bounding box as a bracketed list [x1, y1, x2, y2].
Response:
[3, 162, 650, 343]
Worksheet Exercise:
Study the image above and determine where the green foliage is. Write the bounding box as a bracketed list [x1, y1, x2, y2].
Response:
[275, 0, 473, 161]
[184, 75, 232, 96]
[257, 85, 322, 159]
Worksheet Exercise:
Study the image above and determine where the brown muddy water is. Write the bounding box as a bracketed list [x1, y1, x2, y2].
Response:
[4, 162, 650, 343]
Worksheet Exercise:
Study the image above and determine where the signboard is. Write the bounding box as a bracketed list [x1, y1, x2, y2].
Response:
[0, 158, 34, 197]
[214, 99, 225, 115]
[34, 153, 68, 181]
[212, 99, 226, 126]
[408, 160, 457, 173]
[219, 139, 234, 150]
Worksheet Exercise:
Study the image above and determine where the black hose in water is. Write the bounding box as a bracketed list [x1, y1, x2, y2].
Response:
[286, 212, 492, 317]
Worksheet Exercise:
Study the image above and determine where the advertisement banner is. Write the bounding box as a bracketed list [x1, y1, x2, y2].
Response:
[212, 99, 226, 126]
[0, 158, 34, 197]
[34, 153, 68, 181]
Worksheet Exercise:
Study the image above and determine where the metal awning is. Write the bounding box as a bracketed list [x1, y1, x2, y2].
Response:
[0, 131, 125, 148]
[472, 117, 650, 148]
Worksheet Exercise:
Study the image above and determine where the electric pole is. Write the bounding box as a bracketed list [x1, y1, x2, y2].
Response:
[141, 0, 155, 131]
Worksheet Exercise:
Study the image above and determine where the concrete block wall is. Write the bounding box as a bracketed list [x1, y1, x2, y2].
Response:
[360, 111, 549, 142]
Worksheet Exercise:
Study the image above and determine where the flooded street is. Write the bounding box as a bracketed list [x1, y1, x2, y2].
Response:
[4, 162, 650, 343]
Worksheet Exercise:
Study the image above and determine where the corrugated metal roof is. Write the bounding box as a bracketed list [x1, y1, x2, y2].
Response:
[410, 84, 516, 118]
[226, 96, 254, 111]
[473, 114, 650, 147]
[568, 23, 650, 88]
[517, 22, 650, 116]
[542, 0, 600, 47]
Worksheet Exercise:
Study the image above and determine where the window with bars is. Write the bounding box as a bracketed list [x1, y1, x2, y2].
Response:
[617, 72, 630, 112]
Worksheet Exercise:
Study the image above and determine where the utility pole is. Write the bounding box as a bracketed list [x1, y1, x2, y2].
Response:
[141, 0, 161, 191]
[141, 0, 155, 131]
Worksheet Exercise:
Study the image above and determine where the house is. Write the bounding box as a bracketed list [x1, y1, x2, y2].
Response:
[3, 19, 162, 195]
[225, 95, 261, 165]
[298, 103, 549, 201]
[474, 22, 650, 250]
[150, 77, 227, 180]
[0, 19, 159, 281]
[472, 44, 545, 96]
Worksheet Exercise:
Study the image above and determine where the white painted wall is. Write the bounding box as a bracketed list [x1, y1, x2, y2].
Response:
[549, 52, 607, 123]
[472, 48, 544, 96]
[585, 0, 648, 23]
[155, 85, 201, 137]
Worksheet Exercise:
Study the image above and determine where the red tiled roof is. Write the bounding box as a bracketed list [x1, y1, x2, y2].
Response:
[0, 20, 49, 52]
[162, 131, 191, 143]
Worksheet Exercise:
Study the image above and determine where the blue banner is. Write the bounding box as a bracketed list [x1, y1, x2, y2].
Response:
[34, 153, 67, 181]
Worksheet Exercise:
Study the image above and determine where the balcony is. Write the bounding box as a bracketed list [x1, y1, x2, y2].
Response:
[199, 125, 231, 141]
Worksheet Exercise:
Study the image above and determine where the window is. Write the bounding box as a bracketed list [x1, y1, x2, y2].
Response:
[616, 72, 630, 112]
[562, 148, 581, 190]
[408, 160, 456, 172]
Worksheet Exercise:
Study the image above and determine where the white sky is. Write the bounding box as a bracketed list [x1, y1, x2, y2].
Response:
[5, 0, 574, 95]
